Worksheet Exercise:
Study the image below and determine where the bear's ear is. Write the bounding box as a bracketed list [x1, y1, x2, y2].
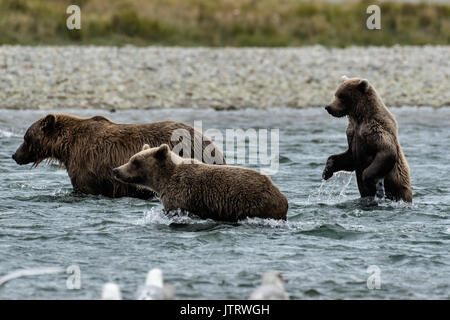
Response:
[142, 144, 150, 151]
[41, 114, 56, 132]
[154, 144, 169, 160]
[357, 79, 369, 93]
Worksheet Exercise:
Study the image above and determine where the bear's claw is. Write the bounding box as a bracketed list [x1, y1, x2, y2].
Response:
[322, 159, 334, 180]
[322, 167, 333, 180]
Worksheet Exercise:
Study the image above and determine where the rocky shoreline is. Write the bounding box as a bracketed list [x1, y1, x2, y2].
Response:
[0, 45, 449, 110]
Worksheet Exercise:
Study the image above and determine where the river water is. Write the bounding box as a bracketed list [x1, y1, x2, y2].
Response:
[0, 107, 449, 299]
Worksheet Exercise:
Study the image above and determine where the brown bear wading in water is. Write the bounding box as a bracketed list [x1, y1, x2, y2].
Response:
[113, 144, 288, 222]
[323, 77, 412, 202]
[12, 114, 226, 199]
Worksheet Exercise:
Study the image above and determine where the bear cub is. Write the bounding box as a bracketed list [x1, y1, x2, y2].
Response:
[323, 76, 412, 202]
[113, 144, 288, 222]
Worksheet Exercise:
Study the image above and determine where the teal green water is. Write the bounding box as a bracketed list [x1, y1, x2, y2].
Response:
[0, 107, 449, 299]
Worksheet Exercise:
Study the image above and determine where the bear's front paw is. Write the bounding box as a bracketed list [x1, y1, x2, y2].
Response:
[322, 159, 334, 180]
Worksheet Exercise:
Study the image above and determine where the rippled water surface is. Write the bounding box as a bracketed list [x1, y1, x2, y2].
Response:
[1, 107, 449, 299]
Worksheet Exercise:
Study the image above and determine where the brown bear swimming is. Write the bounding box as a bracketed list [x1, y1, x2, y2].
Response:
[323, 77, 412, 202]
[12, 114, 225, 199]
[113, 144, 288, 222]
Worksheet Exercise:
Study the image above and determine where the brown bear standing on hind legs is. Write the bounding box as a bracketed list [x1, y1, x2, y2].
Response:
[12, 114, 225, 199]
[323, 76, 412, 202]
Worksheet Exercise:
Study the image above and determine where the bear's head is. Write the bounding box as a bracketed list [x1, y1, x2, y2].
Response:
[325, 76, 371, 118]
[112, 144, 176, 194]
[12, 114, 59, 166]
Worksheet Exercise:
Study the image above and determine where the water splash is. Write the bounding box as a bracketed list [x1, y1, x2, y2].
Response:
[134, 208, 212, 226]
[240, 217, 292, 229]
[134, 208, 171, 226]
[307, 171, 354, 204]
[135, 208, 311, 231]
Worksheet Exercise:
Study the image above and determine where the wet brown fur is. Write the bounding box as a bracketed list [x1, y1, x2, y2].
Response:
[114, 144, 288, 222]
[13, 114, 226, 199]
[323, 77, 412, 202]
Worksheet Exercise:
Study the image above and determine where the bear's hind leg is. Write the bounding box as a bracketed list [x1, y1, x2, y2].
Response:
[384, 177, 412, 203]
[356, 171, 376, 198]
[375, 178, 385, 199]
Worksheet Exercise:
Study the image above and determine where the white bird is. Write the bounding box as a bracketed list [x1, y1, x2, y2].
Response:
[249, 271, 290, 300]
[137, 268, 175, 300]
[101, 282, 122, 300]
[0, 267, 64, 288]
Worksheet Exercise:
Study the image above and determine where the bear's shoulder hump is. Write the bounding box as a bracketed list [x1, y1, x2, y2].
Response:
[90, 115, 112, 123]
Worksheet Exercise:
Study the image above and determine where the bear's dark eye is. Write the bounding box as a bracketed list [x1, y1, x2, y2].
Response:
[132, 159, 140, 168]
[339, 94, 350, 103]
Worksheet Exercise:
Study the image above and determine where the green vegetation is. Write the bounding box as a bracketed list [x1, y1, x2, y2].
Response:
[0, 0, 449, 46]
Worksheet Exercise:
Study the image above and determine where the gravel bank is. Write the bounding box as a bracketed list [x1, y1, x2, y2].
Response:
[0, 46, 449, 110]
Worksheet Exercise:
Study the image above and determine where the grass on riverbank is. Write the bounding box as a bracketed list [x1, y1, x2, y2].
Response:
[0, 0, 449, 47]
